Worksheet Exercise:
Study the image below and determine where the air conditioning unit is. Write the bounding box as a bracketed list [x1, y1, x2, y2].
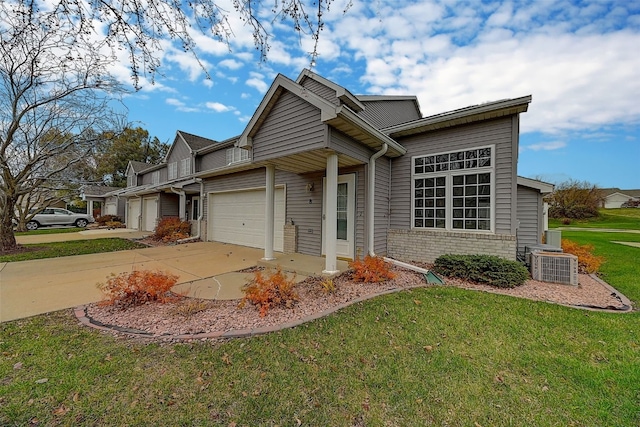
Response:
[531, 252, 578, 286]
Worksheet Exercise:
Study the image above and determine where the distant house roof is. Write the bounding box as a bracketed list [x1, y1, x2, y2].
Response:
[177, 130, 218, 151]
[80, 185, 122, 197]
[600, 188, 640, 199]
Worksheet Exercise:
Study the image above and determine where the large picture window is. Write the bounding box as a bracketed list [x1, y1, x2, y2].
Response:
[412, 146, 494, 231]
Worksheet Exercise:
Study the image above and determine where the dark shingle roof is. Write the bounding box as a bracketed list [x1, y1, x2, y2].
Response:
[81, 185, 122, 196]
[129, 161, 153, 173]
[178, 130, 218, 151]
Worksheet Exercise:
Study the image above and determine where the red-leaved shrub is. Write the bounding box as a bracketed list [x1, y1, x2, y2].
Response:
[240, 268, 298, 317]
[153, 217, 191, 242]
[97, 270, 179, 309]
[561, 239, 604, 274]
[349, 255, 396, 283]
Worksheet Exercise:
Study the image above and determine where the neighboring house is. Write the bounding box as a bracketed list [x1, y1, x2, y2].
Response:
[80, 185, 125, 218]
[98, 69, 550, 272]
[600, 188, 640, 208]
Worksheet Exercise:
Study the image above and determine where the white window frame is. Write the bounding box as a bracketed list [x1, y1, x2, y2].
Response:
[168, 162, 178, 180]
[180, 158, 191, 177]
[226, 147, 249, 165]
[127, 173, 136, 187]
[411, 145, 495, 233]
[151, 170, 160, 185]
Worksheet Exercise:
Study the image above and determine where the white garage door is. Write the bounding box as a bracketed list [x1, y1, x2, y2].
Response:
[127, 199, 141, 230]
[209, 187, 285, 251]
[143, 197, 158, 232]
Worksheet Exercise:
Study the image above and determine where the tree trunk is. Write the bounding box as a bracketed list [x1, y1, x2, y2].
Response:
[1, 198, 18, 252]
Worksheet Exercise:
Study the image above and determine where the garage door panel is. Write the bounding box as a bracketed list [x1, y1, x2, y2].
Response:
[209, 188, 284, 251]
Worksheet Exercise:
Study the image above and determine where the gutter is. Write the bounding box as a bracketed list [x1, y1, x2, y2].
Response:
[367, 143, 388, 257]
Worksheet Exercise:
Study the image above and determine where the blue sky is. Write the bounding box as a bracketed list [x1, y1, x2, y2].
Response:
[113, 0, 639, 189]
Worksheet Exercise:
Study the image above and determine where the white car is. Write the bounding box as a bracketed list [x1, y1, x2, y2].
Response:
[26, 208, 95, 230]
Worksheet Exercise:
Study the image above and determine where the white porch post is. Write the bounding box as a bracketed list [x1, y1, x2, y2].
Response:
[263, 164, 276, 261]
[87, 200, 94, 217]
[323, 153, 339, 274]
[178, 193, 186, 220]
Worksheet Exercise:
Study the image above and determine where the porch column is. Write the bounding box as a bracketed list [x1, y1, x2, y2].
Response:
[87, 200, 94, 217]
[323, 153, 339, 274]
[263, 164, 276, 261]
[178, 193, 186, 220]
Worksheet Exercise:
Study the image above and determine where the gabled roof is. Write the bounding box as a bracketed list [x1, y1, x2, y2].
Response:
[357, 95, 422, 119]
[238, 73, 406, 157]
[128, 161, 153, 173]
[517, 176, 554, 194]
[296, 69, 365, 112]
[600, 188, 640, 198]
[177, 130, 217, 151]
[383, 95, 533, 138]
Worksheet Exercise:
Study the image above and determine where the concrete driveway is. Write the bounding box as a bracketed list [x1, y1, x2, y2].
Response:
[0, 242, 264, 323]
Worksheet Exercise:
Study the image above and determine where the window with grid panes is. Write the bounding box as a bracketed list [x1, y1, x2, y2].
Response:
[412, 146, 494, 231]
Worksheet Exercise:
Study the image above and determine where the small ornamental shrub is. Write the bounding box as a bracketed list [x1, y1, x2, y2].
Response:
[153, 217, 191, 242]
[562, 218, 572, 225]
[105, 220, 125, 228]
[240, 268, 298, 317]
[433, 254, 529, 288]
[95, 215, 122, 226]
[320, 278, 336, 294]
[349, 255, 396, 283]
[97, 270, 179, 309]
[561, 239, 604, 274]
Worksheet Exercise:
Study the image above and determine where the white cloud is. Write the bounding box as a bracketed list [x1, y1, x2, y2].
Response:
[166, 98, 200, 113]
[219, 59, 244, 70]
[520, 141, 567, 152]
[246, 72, 269, 93]
[205, 101, 235, 113]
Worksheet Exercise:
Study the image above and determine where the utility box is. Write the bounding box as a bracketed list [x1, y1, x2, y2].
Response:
[545, 230, 562, 249]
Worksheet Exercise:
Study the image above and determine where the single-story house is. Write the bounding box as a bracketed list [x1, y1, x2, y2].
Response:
[99, 69, 552, 273]
[599, 188, 640, 209]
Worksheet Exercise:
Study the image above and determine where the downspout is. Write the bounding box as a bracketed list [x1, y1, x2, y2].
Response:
[178, 178, 204, 243]
[367, 143, 388, 257]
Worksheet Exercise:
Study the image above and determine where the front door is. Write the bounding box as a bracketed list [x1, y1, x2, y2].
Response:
[322, 173, 356, 259]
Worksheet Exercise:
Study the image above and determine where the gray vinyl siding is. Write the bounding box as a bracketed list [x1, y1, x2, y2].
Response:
[160, 193, 179, 217]
[329, 128, 372, 163]
[516, 185, 542, 252]
[167, 139, 191, 164]
[286, 171, 324, 256]
[374, 158, 391, 256]
[390, 117, 516, 234]
[300, 77, 340, 106]
[252, 90, 327, 162]
[198, 149, 228, 172]
[141, 167, 167, 185]
[359, 100, 422, 129]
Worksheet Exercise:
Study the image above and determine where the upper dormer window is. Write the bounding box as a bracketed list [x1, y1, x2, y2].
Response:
[226, 147, 249, 165]
[180, 158, 191, 177]
[127, 174, 136, 187]
[151, 170, 160, 185]
[168, 162, 178, 180]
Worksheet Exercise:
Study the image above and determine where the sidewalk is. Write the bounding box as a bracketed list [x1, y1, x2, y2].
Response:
[15, 228, 149, 244]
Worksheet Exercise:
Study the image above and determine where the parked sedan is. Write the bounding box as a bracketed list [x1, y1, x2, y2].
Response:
[26, 208, 95, 230]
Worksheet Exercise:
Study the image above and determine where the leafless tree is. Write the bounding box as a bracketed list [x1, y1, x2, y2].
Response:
[0, 5, 124, 251]
[5, 0, 347, 88]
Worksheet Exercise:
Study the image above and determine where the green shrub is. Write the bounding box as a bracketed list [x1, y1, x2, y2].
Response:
[433, 254, 529, 288]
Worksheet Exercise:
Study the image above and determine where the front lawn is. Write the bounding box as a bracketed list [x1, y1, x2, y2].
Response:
[1, 232, 638, 426]
[0, 238, 147, 262]
[550, 208, 640, 230]
[14, 227, 87, 236]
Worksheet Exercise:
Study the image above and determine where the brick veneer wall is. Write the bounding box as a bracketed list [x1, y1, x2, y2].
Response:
[387, 229, 517, 263]
[283, 224, 298, 254]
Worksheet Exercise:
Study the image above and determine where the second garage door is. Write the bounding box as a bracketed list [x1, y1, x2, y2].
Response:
[209, 187, 285, 251]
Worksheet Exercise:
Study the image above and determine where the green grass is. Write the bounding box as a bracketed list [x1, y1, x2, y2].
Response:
[550, 208, 640, 230]
[14, 227, 86, 236]
[0, 238, 147, 262]
[1, 230, 639, 426]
